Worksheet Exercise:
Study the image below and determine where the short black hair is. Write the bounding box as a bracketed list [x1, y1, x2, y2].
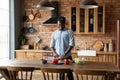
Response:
[58, 16, 66, 23]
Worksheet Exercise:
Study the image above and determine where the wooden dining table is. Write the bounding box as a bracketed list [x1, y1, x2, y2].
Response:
[0, 59, 119, 80]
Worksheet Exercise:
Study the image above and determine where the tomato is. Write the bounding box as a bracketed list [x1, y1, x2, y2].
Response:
[52, 58, 58, 64]
[64, 59, 69, 64]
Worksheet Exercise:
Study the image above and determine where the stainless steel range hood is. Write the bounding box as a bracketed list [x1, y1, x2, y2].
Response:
[42, 1, 59, 25]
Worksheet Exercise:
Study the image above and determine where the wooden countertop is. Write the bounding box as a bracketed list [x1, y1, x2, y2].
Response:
[15, 50, 116, 54]
[0, 59, 119, 71]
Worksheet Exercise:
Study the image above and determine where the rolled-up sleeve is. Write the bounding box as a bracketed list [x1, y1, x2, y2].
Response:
[50, 33, 55, 48]
[69, 30, 75, 46]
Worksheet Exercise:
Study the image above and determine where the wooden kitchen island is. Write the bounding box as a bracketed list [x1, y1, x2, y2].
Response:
[15, 50, 117, 64]
[0, 59, 119, 80]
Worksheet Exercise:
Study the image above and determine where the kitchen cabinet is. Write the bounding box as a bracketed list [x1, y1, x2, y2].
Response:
[15, 52, 43, 59]
[15, 51, 25, 59]
[69, 4, 105, 34]
[15, 50, 53, 60]
[72, 51, 117, 64]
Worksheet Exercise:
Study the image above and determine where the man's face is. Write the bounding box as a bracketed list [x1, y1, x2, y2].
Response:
[57, 21, 65, 30]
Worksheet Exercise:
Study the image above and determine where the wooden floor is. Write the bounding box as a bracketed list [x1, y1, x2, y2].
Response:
[32, 70, 44, 80]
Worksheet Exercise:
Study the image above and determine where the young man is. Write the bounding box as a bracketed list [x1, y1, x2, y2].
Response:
[50, 16, 75, 80]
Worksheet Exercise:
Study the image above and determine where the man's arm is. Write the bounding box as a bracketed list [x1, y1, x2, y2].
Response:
[60, 46, 73, 59]
[65, 30, 75, 55]
[60, 30, 75, 59]
[64, 46, 73, 55]
[51, 47, 59, 57]
[50, 33, 59, 57]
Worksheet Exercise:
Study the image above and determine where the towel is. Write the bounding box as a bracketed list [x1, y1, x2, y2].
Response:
[77, 50, 96, 56]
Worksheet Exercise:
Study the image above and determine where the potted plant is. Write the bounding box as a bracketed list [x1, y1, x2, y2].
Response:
[19, 35, 29, 49]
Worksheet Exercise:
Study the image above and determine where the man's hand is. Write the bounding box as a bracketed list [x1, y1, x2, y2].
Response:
[51, 47, 59, 57]
[59, 54, 65, 60]
[53, 52, 59, 57]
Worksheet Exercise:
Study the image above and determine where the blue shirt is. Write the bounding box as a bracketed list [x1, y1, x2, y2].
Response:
[50, 28, 75, 57]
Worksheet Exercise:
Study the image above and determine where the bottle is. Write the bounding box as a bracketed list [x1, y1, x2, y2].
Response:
[34, 42, 37, 50]
[103, 43, 107, 52]
[108, 39, 113, 52]
[36, 44, 39, 50]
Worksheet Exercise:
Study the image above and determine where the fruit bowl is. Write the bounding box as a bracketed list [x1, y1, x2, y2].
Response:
[74, 57, 84, 65]
[75, 60, 84, 65]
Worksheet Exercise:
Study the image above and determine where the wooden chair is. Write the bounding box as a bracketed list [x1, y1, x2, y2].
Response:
[0, 73, 5, 79]
[113, 72, 120, 80]
[41, 68, 72, 80]
[73, 69, 107, 80]
[7, 66, 35, 80]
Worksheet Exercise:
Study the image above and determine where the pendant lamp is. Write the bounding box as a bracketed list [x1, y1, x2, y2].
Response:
[36, 0, 54, 10]
[80, 0, 98, 8]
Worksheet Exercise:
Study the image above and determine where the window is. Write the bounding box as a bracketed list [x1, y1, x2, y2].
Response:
[0, 0, 9, 60]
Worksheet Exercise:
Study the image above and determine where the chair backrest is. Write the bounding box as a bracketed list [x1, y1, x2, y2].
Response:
[41, 68, 72, 80]
[7, 66, 35, 80]
[0, 73, 5, 80]
[73, 69, 107, 80]
[114, 72, 120, 80]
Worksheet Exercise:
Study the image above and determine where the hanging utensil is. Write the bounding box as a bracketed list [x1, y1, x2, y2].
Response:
[21, 23, 28, 34]
[28, 9, 34, 21]
[34, 36, 41, 43]
[28, 23, 35, 33]
[21, 27, 28, 34]
[35, 9, 41, 18]
[22, 11, 29, 22]
[28, 0, 34, 21]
